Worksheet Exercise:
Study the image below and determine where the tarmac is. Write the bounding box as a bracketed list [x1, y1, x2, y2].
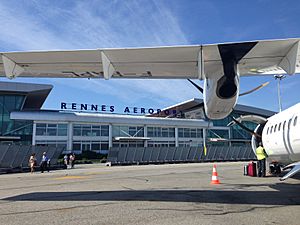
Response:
[0, 162, 299, 225]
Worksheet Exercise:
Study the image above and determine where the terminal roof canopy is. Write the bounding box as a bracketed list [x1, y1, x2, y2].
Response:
[0, 38, 299, 79]
[0, 81, 52, 110]
[148, 98, 275, 119]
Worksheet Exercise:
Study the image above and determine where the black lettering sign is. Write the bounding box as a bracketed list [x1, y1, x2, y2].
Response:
[110, 106, 114, 112]
[91, 104, 98, 111]
[61, 102, 67, 109]
[81, 104, 88, 110]
[148, 108, 154, 114]
[72, 103, 77, 110]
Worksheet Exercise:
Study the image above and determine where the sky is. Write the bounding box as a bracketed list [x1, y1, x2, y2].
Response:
[0, 0, 300, 113]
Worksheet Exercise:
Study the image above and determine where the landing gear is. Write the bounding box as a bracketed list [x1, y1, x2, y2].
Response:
[269, 161, 282, 176]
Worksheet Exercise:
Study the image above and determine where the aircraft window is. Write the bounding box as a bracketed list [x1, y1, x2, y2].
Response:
[288, 118, 292, 128]
[274, 124, 277, 132]
[267, 127, 269, 135]
[270, 126, 273, 133]
[294, 116, 298, 126]
[278, 123, 281, 131]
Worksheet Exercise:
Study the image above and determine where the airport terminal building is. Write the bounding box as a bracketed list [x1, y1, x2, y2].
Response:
[0, 81, 275, 157]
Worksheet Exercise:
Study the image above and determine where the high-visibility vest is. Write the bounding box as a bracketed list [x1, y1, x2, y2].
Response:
[256, 146, 267, 160]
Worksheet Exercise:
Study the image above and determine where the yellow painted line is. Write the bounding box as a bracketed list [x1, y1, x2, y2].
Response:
[53, 175, 90, 180]
[84, 171, 111, 175]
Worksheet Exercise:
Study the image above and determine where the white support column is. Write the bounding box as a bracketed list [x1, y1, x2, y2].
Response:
[144, 126, 148, 147]
[109, 124, 113, 148]
[175, 127, 179, 147]
[67, 122, 73, 151]
[32, 122, 36, 145]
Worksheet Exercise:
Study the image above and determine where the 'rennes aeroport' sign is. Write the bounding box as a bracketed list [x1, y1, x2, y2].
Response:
[60, 102, 179, 116]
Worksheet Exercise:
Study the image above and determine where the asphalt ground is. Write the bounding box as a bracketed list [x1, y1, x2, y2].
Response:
[0, 162, 299, 225]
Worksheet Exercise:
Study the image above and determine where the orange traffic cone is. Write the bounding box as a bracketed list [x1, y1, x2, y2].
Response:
[210, 164, 220, 185]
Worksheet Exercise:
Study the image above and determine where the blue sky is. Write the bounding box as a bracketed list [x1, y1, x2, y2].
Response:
[0, 0, 300, 113]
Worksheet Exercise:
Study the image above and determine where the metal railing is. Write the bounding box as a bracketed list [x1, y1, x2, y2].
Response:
[107, 145, 256, 165]
[0, 144, 64, 169]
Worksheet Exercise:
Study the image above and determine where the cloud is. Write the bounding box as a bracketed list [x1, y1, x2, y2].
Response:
[0, 3, 74, 50]
[0, 0, 192, 108]
[0, 0, 188, 50]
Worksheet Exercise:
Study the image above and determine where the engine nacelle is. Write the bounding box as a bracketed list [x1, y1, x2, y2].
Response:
[204, 75, 239, 119]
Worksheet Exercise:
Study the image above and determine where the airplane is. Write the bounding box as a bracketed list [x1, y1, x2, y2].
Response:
[0, 38, 299, 180]
[228, 103, 300, 181]
[0, 38, 299, 120]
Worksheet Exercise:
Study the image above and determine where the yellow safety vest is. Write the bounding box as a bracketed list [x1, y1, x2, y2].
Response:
[256, 146, 267, 160]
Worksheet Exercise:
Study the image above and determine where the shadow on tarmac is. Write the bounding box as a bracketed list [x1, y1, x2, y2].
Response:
[3, 183, 300, 205]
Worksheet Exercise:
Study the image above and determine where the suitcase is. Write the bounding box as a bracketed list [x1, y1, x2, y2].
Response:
[248, 162, 257, 177]
[244, 165, 248, 176]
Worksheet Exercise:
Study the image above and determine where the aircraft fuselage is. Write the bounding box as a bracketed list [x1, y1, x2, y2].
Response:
[262, 103, 300, 164]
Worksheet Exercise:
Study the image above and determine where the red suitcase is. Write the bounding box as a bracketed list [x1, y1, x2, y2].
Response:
[247, 162, 257, 177]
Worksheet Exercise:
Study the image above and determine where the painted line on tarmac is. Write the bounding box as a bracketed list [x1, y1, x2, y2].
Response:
[53, 175, 91, 180]
[83, 171, 111, 175]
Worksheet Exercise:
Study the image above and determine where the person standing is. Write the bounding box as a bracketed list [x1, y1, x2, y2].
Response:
[28, 153, 36, 173]
[71, 153, 75, 168]
[63, 154, 68, 169]
[69, 153, 75, 169]
[256, 142, 268, 177]
[40, 152, 48, 173]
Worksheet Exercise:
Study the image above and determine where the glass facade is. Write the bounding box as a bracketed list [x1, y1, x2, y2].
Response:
[178, 140, 202, 147]
[2, 90, 268, 154]
[112, 141, 144, 148]
[147, 127, 175, 137]
[72, 124, 109, 153]
[178, 128, 203, 138]
[112, 125, 144, 148]
[0, 94, 32, 144]
[31, 111, 261, 154]
[73, 124, 109, 137]
[205, 111, 259, 146]
[148, 141, 175, 147]
[207, 129, 229, 139]
[72, 141, 109, 154]
[36, 123, 68, 136]
[112, 125, 144, 137]
[36, 140, 67, 149]
[229, 112, 258, 141]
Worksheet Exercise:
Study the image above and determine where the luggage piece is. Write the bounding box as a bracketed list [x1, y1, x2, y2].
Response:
[244, 165, 248, 176]
[248, 162, 257, 177]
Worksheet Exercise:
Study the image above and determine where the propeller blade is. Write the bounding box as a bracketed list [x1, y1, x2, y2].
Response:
[187, 79, 203, 93]
[239, 81, 269, 96]
[229, 115, 261, 138]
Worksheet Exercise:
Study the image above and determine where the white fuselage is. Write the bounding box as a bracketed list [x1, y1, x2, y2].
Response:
[262, 103, 300, 164]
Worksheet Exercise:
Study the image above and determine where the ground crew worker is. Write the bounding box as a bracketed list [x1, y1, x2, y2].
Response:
[256, 142, 268, 177]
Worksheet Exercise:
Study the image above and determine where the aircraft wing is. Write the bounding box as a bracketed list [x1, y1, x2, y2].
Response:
[0, 38, 299, 80]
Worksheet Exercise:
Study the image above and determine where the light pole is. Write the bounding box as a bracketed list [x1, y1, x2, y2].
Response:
[274, 74, 286, 112]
